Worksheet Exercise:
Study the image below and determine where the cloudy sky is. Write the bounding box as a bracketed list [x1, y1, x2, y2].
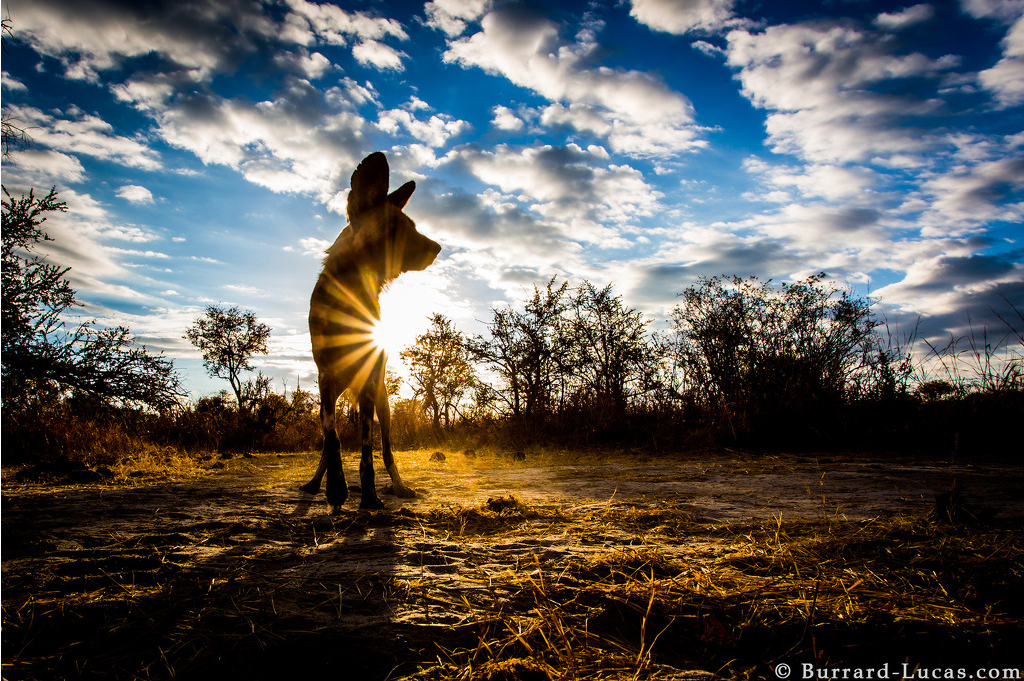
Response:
[2, 0, 1022, 398]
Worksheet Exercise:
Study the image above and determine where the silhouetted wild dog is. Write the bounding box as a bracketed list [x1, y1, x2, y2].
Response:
[301, 152, 440, 511]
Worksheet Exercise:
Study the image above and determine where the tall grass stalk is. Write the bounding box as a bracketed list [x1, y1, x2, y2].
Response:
[918, 306, 1023, 396]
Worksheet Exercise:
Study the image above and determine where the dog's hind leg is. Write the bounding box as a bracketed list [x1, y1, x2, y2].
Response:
[377, 385, 416, 499]
[299, 453, 327, 495]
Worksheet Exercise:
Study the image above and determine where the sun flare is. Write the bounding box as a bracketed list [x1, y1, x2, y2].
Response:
[373, 277, 434, 359]
[370, 311, 410, 359]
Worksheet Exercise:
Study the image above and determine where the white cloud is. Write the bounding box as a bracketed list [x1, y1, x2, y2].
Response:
[617, 226, 802, 307]
[959, 0, 1024, 23]
[874, 4, 935, 30]
[224, 284, 263, 296]
[7, 104, 161, 170]
[919, 157, 1024, 233]
[290, 236, 331, 257]
[411, 181, 587, 288]
[283, 0, 409, 45]
[116, 184, 155, 204]
[872, 253, 1024, 324]
[424, 0, 490, 36]
[152, 77, 369, 197]
[749, 203, 890, 262]
[5, 0, 406, 118]
[491, 105, 525, 131]
[448, 143, 662, 246]
[539, 100, 707, 157]
[87, 304, 211, 356]
[4, 149, 85, 184]
[743, 157, 876, 202]
[727, 21, 961, 164]
[629, 0, 736, 35]
[443, 6, 702, 156]
[4, 187, 167, 305]
[111, 75, 178, 112]
[352, 40, 407, 71]
[274, 49, 333, 79]
[377, 108, 469, 147]
[4, 0, 268, 82]
[979, 15, 1024, 106]
[106, 246, 169, 259]
[405, 96, 432, 111]
[692, 40, 726, 58]
[2, 71, 27, 90]
[980, 53, 1024, 106]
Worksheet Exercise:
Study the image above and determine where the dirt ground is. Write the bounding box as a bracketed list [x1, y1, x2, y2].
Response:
[3, 449, 1023, 680]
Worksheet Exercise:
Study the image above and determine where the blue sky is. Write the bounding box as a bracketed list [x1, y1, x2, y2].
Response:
[2, 0, 1022, 398]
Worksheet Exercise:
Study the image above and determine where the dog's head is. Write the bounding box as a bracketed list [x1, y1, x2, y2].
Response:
[343, 151, 441, 280]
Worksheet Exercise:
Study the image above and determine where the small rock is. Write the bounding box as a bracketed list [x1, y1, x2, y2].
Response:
[486, 495, 526, 513]
[429, 451, 446, 462]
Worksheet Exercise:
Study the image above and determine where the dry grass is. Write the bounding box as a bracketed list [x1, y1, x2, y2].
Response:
[395, 501, 1023, 680]
[107, 445, 216, 482]
[3, 464, 1022, 680]
[1, 444, 222, 488]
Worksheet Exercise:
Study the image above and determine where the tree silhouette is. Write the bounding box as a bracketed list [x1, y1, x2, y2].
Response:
[185, 305, 271, 414]
[471, 278, 570, 421]
[1, 186, 184, 411]
[670, 273, 876, 436]
[2, 19, 30, 160]
[568, 280, 661, 419]
[401, 313, 475, 434]
[2, 187, 72, 356]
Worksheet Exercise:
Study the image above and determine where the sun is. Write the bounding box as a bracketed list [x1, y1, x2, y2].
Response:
[372, 279, 432, 359]
[371, 310, 411, 359]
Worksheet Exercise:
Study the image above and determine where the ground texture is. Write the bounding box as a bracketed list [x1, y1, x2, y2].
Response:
[3, 450, 1023, 680]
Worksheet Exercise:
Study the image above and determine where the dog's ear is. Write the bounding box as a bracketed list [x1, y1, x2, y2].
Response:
[348, 152, 389, 222]
[388, 181, 416, 209]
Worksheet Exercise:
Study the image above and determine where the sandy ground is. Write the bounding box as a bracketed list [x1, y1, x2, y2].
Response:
[3, 449, 1022, 680]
